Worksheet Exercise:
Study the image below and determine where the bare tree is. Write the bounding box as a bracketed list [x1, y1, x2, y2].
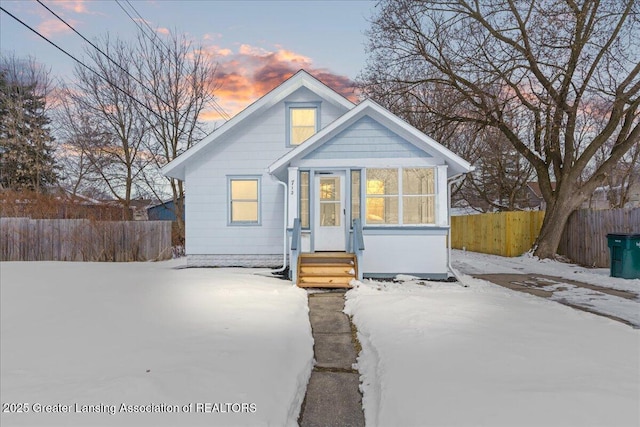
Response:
[63, 36, 151, 218]
[134, 30, 218, 242]
[55, 98, 111, 197]
[361, 81, 535, 211]
[361, 0, 640, 258]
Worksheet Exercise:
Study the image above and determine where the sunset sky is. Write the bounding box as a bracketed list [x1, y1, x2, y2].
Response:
[0, 0, 375, 123]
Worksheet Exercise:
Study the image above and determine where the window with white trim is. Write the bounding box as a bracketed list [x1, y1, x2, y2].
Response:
[229, 177, 260, 225]
[365, 168, 436, 225]
[402, 168, 436, 224]
[287, 103, 319, 146]
[366, 168, 398, 224]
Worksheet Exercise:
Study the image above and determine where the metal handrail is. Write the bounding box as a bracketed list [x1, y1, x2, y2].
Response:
[290, 218, 302, 282]
[352, 218, 365, 280]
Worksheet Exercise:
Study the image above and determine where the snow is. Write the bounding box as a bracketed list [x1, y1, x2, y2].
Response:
[0, 260, 313, 426]
[452, 248, 640, 293]
[346, 255, 640, 426]
[452, 249, 640, 327]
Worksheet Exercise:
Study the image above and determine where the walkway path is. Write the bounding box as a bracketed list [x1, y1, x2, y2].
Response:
[299, 291, 365, 427]
[475, 273, 639, 328]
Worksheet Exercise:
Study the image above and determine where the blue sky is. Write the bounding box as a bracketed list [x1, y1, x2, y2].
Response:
[0, 0, 376, 117]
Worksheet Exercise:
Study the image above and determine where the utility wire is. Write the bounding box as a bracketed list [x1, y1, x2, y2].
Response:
[0, 5, 171, 126]
[30, 1, 221, 135]
[114, 0, 231, 122]
[120, 0, 232, 121]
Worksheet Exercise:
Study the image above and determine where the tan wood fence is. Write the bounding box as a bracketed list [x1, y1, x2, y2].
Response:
[558, 208, 640, 268]
[451, 211, 545, 257]
[0, 218, 172, 262]
[452, 208, 639, 266]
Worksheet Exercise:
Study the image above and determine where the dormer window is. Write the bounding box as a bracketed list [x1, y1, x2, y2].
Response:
[286, 102, 320, 146]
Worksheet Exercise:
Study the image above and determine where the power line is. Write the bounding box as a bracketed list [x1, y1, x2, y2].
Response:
[0, 5, 170, 125]
[17, 1, 220, 137]
[115, 0, 231, 122]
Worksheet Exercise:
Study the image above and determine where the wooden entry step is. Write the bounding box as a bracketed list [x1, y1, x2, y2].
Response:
[297, 252, 357, 288]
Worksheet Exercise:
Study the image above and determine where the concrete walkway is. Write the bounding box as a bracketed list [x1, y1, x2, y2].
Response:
[299, 291, 365, 427]
[475, 273, 639, 327]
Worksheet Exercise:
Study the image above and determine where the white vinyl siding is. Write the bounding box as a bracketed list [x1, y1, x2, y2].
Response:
[185, 87, 346, 256]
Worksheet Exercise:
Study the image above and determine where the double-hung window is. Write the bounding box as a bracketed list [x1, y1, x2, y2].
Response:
[287, 103, 320, 146]
[228, 177, 260, 225]
[402, 168, 436, 224]
[365, 168, 436, 225]
[365, 169, 399, 224]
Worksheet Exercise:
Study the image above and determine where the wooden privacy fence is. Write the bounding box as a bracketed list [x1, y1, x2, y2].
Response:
[558, 208, 640, 268]
[451, 211, 545, 257]
[0, 218, 172, 262]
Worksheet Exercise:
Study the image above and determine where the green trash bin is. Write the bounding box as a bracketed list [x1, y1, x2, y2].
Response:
[606, 233, 640, 279]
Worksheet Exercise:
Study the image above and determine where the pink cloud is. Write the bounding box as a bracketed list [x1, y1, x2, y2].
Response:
[55, 0, 91, 14]
[201, 43, 358, 121]
[37, 18, 74, 37]
[156, 27, 170, 36]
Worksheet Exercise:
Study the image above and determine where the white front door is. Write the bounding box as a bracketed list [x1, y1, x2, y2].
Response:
[314, 172, 346, 251]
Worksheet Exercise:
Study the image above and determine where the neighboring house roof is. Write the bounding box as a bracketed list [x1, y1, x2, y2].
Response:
[526, 181, 556, 199]
[268, 98, 474, 178]
[162, 70, 355, 180]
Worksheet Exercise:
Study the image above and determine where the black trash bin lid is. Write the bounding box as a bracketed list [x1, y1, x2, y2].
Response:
[606, 233, 640, 239]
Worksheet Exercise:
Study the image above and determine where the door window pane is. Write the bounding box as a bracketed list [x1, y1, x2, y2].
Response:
[320, 177, 340, 226]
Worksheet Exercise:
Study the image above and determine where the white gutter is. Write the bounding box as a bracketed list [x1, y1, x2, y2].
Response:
[271, 175, 288, 273]
[447, 172, 468, 287]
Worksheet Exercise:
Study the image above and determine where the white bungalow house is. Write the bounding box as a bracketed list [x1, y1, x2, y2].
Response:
[162, 70, 474, 286]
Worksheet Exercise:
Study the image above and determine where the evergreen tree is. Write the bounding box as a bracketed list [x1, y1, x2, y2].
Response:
[0, 60, 58, 192]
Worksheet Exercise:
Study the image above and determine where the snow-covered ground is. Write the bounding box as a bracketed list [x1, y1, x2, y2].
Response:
[0, 260, 313, 427]
[453, 249, 640, 327]
[452, 249, 640, 293]
[346, 258, 640, 426]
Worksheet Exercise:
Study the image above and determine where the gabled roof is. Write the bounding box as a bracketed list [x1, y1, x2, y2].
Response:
[162, 70, 356, 180]
[268, 99, 474, 178]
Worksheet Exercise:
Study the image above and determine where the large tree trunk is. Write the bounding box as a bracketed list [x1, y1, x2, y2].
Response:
[533, 183, 587, 259]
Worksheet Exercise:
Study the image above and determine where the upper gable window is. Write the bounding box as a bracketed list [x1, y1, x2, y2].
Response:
[287, 103, 320, 146]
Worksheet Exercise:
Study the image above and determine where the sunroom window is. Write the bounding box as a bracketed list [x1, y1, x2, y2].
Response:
[229, 177, 260, 224]
[402, 168, 436, 224]
[365, 169, 398, 224]
[365, 168, 436, 225]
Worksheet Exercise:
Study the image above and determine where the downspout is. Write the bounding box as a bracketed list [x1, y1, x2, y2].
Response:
[447, 172, 467, 286]
[271, 175, 288, 273]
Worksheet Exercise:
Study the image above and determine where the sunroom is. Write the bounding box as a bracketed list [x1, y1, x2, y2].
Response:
[268, 100, 474, 285]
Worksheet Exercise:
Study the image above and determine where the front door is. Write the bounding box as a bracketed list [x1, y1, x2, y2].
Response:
[314, 172, 346, 251]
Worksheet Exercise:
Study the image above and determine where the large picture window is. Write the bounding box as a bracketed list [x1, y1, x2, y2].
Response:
[365, 168, 436, 225]
[229, 177, 260, 225]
